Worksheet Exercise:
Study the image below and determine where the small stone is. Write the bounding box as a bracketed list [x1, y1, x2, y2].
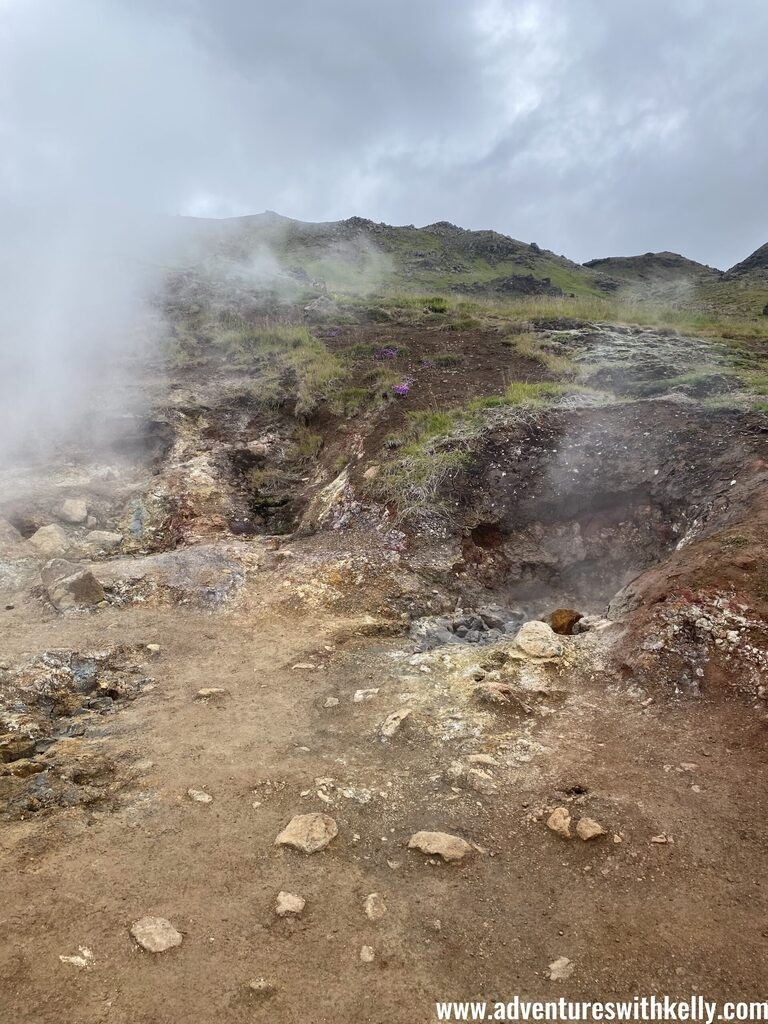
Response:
[146, 643, 161, 656]
[466, 768, 498, 796]
[248, 977, 276, 997]
[276, 891, 305, 917]
[467, 753, 499, 767]
[130, 916, 182, 953]
[292, 663, 317, 671]
[379, 708, 410, 741]
[323, 696, 340, 708]
[364, 893, 387, 921]
[59, 946, 94, 968]
[576, 817, 606, 841]
[187, 788, 213, 803]
[360, 945, 375, 963]
[275, 813, 338, 853]
[353, 688, 379, 702]
[547, 807, 572, 839]
[651, 833, 670, 844]
[363, 465, 380, 481]
[548, 956, 574, 981]
[407, 830, 472, 863]
[195, 687, 228, 701]
[58, 498, 88, 524]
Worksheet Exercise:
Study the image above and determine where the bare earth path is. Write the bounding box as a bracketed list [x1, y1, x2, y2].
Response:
[2, 582, 768, 1023]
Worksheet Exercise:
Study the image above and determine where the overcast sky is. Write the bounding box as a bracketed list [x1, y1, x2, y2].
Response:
[2, 0, 767, 268]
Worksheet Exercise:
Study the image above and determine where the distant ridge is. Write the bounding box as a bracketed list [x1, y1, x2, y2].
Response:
[723, 241, 768, 282]
[584, 251, 721, 278]
[175, 212, 768, 314]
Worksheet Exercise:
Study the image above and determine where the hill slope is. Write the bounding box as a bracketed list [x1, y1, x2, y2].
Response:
[583, 251, 721, 304]
[724, 241, 768, 283]
[177, 211, 768, 319]
[180, 211, 617, 299]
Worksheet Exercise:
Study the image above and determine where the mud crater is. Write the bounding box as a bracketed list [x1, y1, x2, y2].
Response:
[454, 403, 762, 617]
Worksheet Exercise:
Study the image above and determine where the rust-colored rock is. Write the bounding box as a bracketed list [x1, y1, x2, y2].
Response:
[547, 608, 584, 636]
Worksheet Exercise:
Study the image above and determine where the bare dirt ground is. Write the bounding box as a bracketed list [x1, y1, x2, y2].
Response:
[2, 319, 768, 1022]
[2, 579, 767, 1023]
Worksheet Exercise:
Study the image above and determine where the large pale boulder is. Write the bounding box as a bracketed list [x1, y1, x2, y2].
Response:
[513, 621, 564, 659]
[58, 498, 88, 524]
[28, 524, 70, 558]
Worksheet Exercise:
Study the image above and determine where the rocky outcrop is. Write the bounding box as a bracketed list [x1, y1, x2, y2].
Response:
[42, 559, 106, 611]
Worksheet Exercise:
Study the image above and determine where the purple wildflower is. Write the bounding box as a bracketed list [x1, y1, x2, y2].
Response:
[393, 375, 414, 397]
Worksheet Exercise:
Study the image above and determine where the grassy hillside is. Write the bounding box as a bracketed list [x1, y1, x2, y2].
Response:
[175, 212, 768, 327]
[180, 211, 615, 300]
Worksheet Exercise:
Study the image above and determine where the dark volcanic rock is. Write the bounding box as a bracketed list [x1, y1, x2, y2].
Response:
[457, 274, 562, 297]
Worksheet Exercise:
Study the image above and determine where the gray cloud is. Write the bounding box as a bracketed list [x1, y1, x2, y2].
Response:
[2, 0, 767, 268]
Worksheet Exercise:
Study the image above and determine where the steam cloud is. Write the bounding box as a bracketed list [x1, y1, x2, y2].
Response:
[2, 0, 767, 465]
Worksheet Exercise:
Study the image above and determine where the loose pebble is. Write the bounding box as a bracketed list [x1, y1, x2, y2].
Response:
[59, 947, 94, 969]
[379, 708, 410, 741]
[353, 688, 379, 702]
[547, 807, 572, 839]
[408, 830, 472, 862]
[130, 917, 183, 953]
[275, 813, 338, 853]
[187, 788, 213, 803]
[576, 817, 606, 841]
[276, 891, 306, 917]
[364, 892, 387, 920]
[548, 956, 574, 981]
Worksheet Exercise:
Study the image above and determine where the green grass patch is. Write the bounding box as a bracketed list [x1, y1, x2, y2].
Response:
[213, 323, 345, 417]
[508, 331, 574, 376]
[370, 380, 606, 523]
[292, 429, 324, 464]
[503, 381, 570, 405]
